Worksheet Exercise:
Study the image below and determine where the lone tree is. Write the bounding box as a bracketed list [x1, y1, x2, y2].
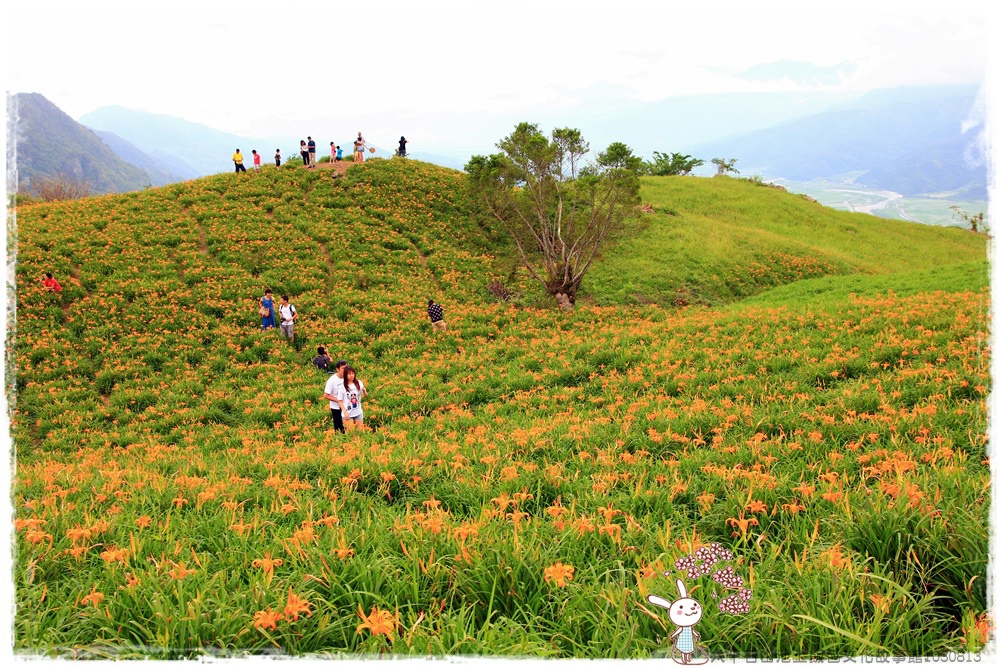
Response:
[465, 123, 642, 309]
[711, 157, 739, 176]
[949, 205, 988, 234]
[648, 151, 704, 176]
[29, 173, 92, 202]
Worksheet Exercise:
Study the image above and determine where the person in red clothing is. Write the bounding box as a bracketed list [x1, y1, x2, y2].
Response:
[43, 272, 62, 292]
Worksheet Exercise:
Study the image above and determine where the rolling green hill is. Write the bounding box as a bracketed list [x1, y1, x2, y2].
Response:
[583, 175, 986, 306]
[10, 158, 990, 658]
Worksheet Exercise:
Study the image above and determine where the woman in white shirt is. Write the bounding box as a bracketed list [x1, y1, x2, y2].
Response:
[338, 365, 369, 428]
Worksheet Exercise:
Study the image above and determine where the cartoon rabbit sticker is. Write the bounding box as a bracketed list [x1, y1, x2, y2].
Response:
[648, 579, 706, 665]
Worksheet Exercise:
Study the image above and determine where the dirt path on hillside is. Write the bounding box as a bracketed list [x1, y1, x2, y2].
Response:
[314, 160, 353, 177]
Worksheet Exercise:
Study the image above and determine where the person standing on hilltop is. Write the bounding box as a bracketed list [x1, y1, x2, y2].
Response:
[330, 142, 337, 163]
[397, 136, 407, 157]
[335, 145, 343, 162]
[307, 136, 317, 168]
[252, 149, 261, 173]
[356, 132, 366, 162]
[275, 149, 282, 168]
[300, 140, 309, 166]
[233, 149, 247, 173]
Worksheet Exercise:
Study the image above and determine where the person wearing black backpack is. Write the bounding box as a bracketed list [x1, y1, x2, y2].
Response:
[278, 295, 297, 343]
[313, 346, 333, 372]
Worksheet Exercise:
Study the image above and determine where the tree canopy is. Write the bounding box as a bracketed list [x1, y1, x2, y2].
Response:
[647, 151, 704, 176]
[465, 123, 643, 308]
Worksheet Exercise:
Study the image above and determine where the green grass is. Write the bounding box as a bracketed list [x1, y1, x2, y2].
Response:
[581, 175, 986, 306]
[9, 159, 991, 658]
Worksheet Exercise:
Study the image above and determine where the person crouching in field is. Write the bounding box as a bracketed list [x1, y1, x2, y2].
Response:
[339, 365, 368, 429]
[427, 299, 446, 332]
[313, 346, 333, 372]
[43, 272, 63, 292]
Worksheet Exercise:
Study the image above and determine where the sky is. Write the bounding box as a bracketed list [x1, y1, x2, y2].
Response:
[3, 0, 994, 156]
[2, 0, 999, 662]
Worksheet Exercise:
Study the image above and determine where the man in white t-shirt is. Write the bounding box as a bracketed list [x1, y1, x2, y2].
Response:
[278, 295, 297, 343]
[322, 360, 348, 433]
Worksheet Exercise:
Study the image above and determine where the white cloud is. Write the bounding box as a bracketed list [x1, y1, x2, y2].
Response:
[3, 0, 992, 137]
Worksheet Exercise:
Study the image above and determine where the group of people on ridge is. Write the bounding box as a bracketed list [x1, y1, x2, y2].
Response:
[233, 131, 410, 173]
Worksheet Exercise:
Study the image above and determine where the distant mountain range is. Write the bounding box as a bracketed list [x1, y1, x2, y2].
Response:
[78, 106, 404, 175]
[79, 105, 277, 177]
[91, 129, 196, 186]
[10, 92, 154, 195]
[11, 83, 988, 203]
[684, 84, 986, 199]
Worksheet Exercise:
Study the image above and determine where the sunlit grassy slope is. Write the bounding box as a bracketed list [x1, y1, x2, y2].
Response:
[10, 159, 990, 658]
[581, 175, 986, 306]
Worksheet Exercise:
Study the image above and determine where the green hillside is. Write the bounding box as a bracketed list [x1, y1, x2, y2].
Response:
[12, 92, 153, 195]
[10, 159, 990, 658]
[582, 175, 986, 306]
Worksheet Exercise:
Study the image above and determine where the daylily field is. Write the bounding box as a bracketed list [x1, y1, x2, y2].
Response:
[9, 159, 991, 658]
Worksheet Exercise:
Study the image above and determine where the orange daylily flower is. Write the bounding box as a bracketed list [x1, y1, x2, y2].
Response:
[544, 561, 576, 588]
[64, 546, 89, 560]
[168, 561, 197, 580]
[782, 501, 806, 515]
[727, 514, 759, 537]
[66, 526, 93, 543]
[100, 546, 130, 565]
[79, 588, 104, 608]
[25, 529, 52, 545]
[283, 589, 312, 621]
[356, 605, 398, 639]
[254, 608, 284, 631]
[252, 553, 283, 581]
[696, 492, 716, 509]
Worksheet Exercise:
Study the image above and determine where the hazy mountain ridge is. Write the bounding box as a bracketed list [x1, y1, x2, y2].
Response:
[684, 85, 985, 198]
[14, 83, 986, 204]
[79, 105, 263, 177]
[10, 92, 153, 195]
[91, 129, 194, 186]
